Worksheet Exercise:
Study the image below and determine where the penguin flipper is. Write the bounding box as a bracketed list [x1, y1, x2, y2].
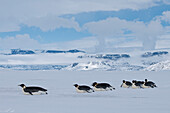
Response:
[154, 85, 157, 87]
[151, 86, 154, 88]
[111, 87, 115, 90]
[29, 92, 33, 95]
[86, 89, 94, 93]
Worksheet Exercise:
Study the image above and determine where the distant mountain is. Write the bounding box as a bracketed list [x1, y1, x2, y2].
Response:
[0, 64, 67, 70]
[141, 51, 168, 58]
[11, 49, 35, 55]
[5, 49, 85, 55]
[44, 49, 85, 53]
[78, 54, 130, 60]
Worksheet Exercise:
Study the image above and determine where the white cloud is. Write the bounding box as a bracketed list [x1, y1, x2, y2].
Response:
[0, 0, 161, 32]
[63, 37, 97, 49]
[0, 0, 160, 17]
[25, 16, 80, 32]
[0, 34, 41, 49]
[156, 39, 170, 49]
[0, 0, 168, 51]
[0, 17, 20, 32]
[83, 17, 164, 50]
[41, 36, 144, 53]
[1, 33, 169, 52]
[42, 37, 97, 50]
[163, 0, 170, 5]
[157, 27, 170, 48]
[160, 11, 170, 23]
[116, 40, 142, 48]
[83, 18, 129, 37]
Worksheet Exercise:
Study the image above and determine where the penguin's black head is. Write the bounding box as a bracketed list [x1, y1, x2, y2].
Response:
[18, 84, 26, 88]
[74, 84, 78, 87]
[145, 79, 148, 82]
[123, 80, 126, 83]
[92, 82, 97, 86]
[132, 80, 136, 83]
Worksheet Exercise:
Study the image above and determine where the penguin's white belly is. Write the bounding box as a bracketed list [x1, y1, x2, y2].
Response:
[76, 88, 87, 93]
[94, 87, 109, 91]
[132, 84, 139, 89]
[122, 83, 130, 88]
[22, 90, 46, 95]
[141, 84, 150, 88]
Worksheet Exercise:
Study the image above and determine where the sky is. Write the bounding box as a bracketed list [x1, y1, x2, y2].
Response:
[0, 0, 170, 52]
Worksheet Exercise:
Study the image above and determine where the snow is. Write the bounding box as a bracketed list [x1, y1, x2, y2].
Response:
[145, 60, 170, 71]
[0, 49, 170, 112]
[0, 70, 170, 113]
[0, 53, 85, 65]
[0, 49, 170, 71]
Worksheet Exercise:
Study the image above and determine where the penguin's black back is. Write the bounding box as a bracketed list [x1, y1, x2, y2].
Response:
[135, 81, 144, 86]
[24, 87, 47, 92]
[96, 83, 111, 89]
[125, 81, 132, 86]
[78, 85, 91, 90]
[144, 82, 154, 88]
[147, 81, 155, 85]
[145, 81, 157, 87]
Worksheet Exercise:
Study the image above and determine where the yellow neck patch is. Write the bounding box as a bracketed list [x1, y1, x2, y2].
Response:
[94, 83, 98, 87]
[23, 86, 26, 89]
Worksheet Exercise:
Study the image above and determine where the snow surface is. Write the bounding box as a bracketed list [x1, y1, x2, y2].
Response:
[145, 60, 170, 71]
[0, 70, 170, 113]
[0, 53, 85, 65]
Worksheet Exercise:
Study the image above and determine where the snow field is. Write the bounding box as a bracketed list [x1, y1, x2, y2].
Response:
[0, 70, 170, 113]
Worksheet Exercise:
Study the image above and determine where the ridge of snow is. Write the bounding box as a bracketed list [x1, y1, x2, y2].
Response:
[145, 60, 170, 71]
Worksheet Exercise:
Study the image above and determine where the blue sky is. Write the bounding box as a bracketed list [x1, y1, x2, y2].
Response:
[0, 0, 170, 51]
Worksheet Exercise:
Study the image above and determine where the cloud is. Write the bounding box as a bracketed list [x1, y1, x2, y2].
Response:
[1, 33, 168, 52]
[0, 34, 41, 49]
[0, 35, 97, 51]
[83, 17, 164, 51]
[0, 0, 160, 17]
[83, 18, 127, 37]
[40, 36, 143, 53]
[157, 26, 170, 47]
[134, 20, 163, 50]
[156, 38, 170, 49]
[160, 11, 170, 23]
[24, 16, 80, 32]
[0, 0, 169, 52]
[0, 0, 161, 32]
[163, 0, 170, 5]
[0, 17, 20, 32]
[42, 37, 97, 50]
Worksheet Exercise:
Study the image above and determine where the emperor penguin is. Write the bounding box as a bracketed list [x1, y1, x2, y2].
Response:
[18, 84, 48, 95]
[92, 82, 115, 91]
[142, 79, 157, 88]
[120, 80, 132, 88]
[132, 80, 144, 89]
[73, 84, 94, 93]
